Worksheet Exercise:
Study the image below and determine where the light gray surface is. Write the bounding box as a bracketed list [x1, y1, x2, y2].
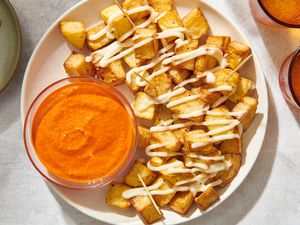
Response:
[0, 0, 299, 224]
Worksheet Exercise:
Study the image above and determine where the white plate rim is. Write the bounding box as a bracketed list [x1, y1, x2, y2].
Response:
[20, 0, 269, 224]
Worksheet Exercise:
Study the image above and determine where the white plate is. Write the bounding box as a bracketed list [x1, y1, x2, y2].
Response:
[21, 0, 268, 224]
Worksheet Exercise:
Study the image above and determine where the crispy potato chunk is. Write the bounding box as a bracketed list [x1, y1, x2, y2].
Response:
[100, 4, 133, 40]
[192, 87, 222, 106]
[105, 182, 131, 208]
[124, 161, 157, 187]
[229, 77, 255, 103]
[182, 8, 209, 40]
[124, 50, 145, 69]
[158, 10, 182, 41]
[144, 73, 172, 97]
[169, 191, 194, 215]
[195, 55, 218, 73]
[173, 120, 191, 144]
[138, 126, 151, 148]
[133, 92, 157, 121]
[220, 131, 241, 154]
[161, 158, 194, 185]
[195, 187, 220, 210]
[184, 130, 214, 154]
[184, 155, 212, 169]
[59, 20, 86, 50]
[169, 90, 207, 122]
[122, 0, 150, 21]
[97, 59, 125, 85]
[64, 52, 96, 77]
[149, 0, 173, 12]
[150, 130, 181, 153]
[153, 176, 176, 206]
[134, 28, 159, 60]
[168, 68, 191, 85]
[150, 156, 167, 167]
[175, 40, 199, 71]
[154, 105, 173, 125]
[131, 195, 163, 224]
[225, 41, 252, 69]
[206, 36, 231, 52]
[86, 23, 113, 51]
[214, 68, 241, 96]
[232, 96, 258, 131]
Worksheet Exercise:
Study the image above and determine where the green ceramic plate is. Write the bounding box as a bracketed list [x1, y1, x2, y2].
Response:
[0, 0, 21, 92]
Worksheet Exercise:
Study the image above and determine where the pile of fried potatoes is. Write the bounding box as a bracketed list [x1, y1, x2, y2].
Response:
[59, 0, 258, 224]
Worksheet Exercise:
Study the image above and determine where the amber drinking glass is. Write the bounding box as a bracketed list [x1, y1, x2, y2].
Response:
[249, 0, 300, 29]
[279, 48, 300, 109]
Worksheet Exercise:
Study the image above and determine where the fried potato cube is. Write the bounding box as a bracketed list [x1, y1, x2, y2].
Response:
[184, 155, 212, 169]
[158, 10, 182, 41]
[182, 8, 209, 40]
[184, 130, 214, 154]
[144, 73, 172, 97]
[153, 176, 176, 206]
[208, 153, 242, 188]
[232, 96, 258, 131]
[168, 68, 191, 85]
[124, 50, 146, 69]
[59, 20, 86, 50]
[173, 120, 191, 144]
[138, 126, 151, 148]
[161, 158, 194, 185]
[86, 23, 113, 51]
[133, 92, 157, 121]
[220, 131, 241, 154]
[154, 105, 173, 125]
[206, 36, 231, 52]
[134, 28, 159, 60]
[169, 90, 207, 122]
[169, 191, 194, 215]
[195, 187, 220, 211]
[100, 4, 133, 40]
[175, 40, 199, 71]
[105, 182, 131, 208]
[124, 161, 157, 187]
[229, 77, 255, 103]
[64, 52, 96, 77]
[150, 130, 181, 153]
[149, 0, 173, 12]
[225, 41, 252, 69]
[195, 55, 218, 73]
[214, 68, 241, 96]
[122, 0, 150, 21]
[97, 59, 125, 85]
[192, 87, 222, 106]
[150, 156, 167, 167]
[131, 195, 163, 224]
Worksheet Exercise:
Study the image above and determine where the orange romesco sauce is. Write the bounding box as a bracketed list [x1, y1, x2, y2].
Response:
[32, 82, 134, 183]
[261, 0, 300, 25]
[291, 54, 300, 102]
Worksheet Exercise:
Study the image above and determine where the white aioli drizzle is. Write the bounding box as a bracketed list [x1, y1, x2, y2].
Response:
[167, 94, 201, 108]
[192, 133, 240, 149]
[209, 85, 234, 93]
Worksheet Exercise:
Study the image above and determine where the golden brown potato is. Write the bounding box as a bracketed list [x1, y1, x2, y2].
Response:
[134, 28, 159, 60]
[59, 20, 86, 50]
[133, 92, 157, 121]
[64, 52, 96, 77]
[154, 105, 173, 125]
[153, 176, 176, 207]
[175, 40, 199, 71]
[123, 51, 146, 69]
[149, 0, 173, 12]
[97, 59, 125, 85]
[195, 55, 218, 73]
[100, 4, 133, 40]
[124, 161, 157, 187]
[195, 187, 220, 211]
[182, 8, 209, 40]
[122, 0, 150, 21]
[131, 195, 163, 224]
[206, 36, 231, 52]
[192, 87, 222, 106]
[138, 126, 151, 148]
[150, 130, 181, 153]
[183, 129, 214, 154]
[220, 132, 241, 154]
[225, 41, 252, 70]
[214, 68, 241, 96]
[158, 10, 182, 41]
[86, 23, 113, 51]
[229, 77, 255, 103]
[150, 156, 167, 167]
[168, 68, 191, 85]
[173, 120, 191, 144]
[169, 191, 194, 215]
[232, 96, 258, 131]
[105, 182, 131, 208]
[144, 73, 172, 97]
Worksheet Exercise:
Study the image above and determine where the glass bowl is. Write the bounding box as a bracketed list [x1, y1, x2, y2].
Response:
[23, 77, 138, 190]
